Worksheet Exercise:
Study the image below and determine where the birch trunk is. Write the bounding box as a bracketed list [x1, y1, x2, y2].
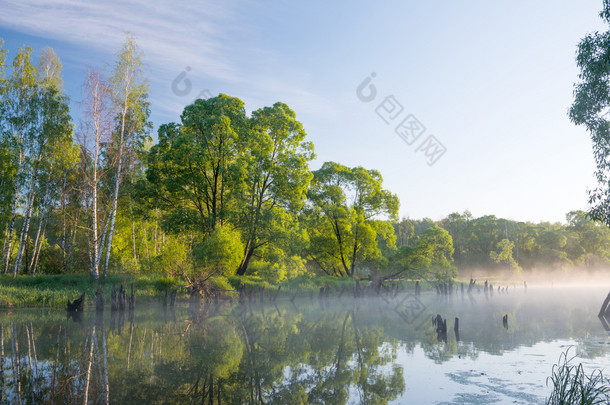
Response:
[13, 183, 36, 277]
[30, 226, 45, 275]
[27, 218, 43, 274]
[132, 220, 137, 264]
[2, 195, 18, 274]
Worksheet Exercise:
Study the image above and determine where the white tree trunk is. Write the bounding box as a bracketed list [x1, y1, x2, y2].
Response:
[13, 184, 36, 277]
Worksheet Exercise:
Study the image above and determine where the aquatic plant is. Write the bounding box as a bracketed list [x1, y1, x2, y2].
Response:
[546, 348, 610, 405]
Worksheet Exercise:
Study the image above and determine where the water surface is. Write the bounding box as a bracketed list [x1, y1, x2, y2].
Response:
[0, 286, 609, 404]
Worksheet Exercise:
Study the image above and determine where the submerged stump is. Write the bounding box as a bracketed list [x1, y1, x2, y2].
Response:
[95, 286, 104, 312]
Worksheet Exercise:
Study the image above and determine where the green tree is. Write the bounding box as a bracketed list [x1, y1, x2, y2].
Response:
[490, 238, 520, 271]
[0, 46, 73, 277]
[194, 225, 243, 277]
[570, 0, 610, 226]
[102, 33, 151, 279]
[414, 225, 456, 281]
[145, 95, 247, 234]
[1, 46, 38, 274]
[235, 102, 314, 275]
[306, 162, 399, 277]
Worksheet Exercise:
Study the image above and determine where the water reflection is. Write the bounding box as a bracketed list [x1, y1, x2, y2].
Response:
[0, 288, 608, 404]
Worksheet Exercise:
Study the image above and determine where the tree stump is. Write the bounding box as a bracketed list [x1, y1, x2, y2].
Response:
[599, 292, 610, 317]
[111, 286, 118, 311]
[170, 289, 177, 307]
[129, 283, 135, 310]
[95, 286, 104, 312]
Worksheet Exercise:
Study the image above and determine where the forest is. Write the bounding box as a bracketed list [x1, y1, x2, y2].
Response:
[1, 35, 609, 289]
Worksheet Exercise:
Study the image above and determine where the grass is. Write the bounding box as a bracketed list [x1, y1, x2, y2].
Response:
[546, 348, 610, 405]
[0, 272, 455, 308]
[0, 273, 184, 308]
[226, 274, 443, 296]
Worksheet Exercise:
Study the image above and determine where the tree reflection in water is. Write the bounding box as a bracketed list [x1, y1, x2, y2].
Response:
[0, 289, 608, 403]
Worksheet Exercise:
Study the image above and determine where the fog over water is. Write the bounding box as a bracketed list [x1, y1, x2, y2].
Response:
[0, 285, 609, 404]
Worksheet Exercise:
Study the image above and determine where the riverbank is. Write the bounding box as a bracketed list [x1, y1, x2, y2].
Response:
[0, 274, 446, 308]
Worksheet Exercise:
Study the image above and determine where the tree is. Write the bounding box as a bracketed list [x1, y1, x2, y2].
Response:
[235, 102, 314, 275]
[390, 225, 455, 280]
[0, 46, 73, 277]
[1, 46, 38, 274]
[490, 238, 520, 271]
[306, 162, 399, 277]
[25, 48, 76, 275]
[570, 0, 610, 226]
[0, 39, 15, 240]
[145, 95, 246, 235]
[78, 68, 114, 280]
[102, 33, 151, 278]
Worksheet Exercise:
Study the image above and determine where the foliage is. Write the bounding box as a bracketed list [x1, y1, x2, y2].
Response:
[570, 1, 610, 226]
[490, 238, 520, 271]
[306, 162, 399, 277]
[193, 225, 243, 277]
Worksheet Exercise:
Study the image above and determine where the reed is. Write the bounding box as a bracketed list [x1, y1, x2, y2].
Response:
[546, 348, 610, 405]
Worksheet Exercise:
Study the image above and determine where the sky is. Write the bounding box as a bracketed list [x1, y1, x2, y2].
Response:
[0, 0, 606, 224]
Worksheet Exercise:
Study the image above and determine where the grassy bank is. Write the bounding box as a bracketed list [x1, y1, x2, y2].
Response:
[0, 273, 450, 309]
[0, 274, 182, 308]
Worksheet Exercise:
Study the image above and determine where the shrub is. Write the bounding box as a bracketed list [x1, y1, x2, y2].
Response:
[193, 226, 243, 277]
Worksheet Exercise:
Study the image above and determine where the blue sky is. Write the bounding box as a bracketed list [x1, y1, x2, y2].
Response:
[0, 0, 605, 223]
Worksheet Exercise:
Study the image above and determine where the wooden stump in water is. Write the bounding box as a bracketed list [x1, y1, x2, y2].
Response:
[238, 286, 245, 304]
[67, 292, 85, 312]
[502, 314, 508, 329]
[129, 283, 135, 310]
[467, 278, 476, 294]
[434, 314, 447, 343]
[415, 280, 421, 296]
[119, 285, 126, 310]
[599, 292, 610, 317]
[111, 286, 118, 311]
[95, 286, 104, 312]
[170, 289, 177, 307]
[454, 317, 460, 341]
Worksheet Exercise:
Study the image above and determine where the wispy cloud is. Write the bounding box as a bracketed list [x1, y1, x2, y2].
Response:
[0, 0, 338, 122]
[0, 0, 243, 81]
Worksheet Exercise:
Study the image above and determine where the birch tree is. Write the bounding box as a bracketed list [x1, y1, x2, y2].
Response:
[78, 69, 114, 281]
[102, 34, 150, 278]
[1, 47, 38, 275]
[11, 48, 72, 277]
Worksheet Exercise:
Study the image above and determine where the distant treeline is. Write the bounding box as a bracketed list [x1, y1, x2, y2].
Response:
[395, 210, 610, 273]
